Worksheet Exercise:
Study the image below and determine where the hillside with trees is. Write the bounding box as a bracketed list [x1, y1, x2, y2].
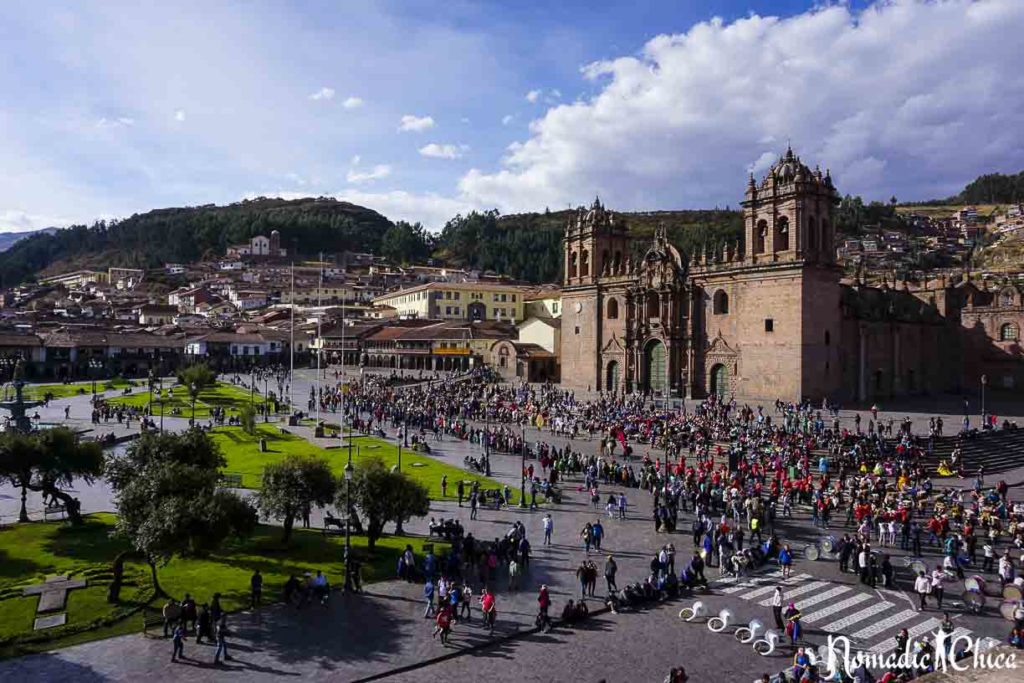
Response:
[0, 197, 394, 286]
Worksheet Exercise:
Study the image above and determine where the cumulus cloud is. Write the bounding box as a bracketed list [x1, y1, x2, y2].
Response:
[342, 96, 364, 109]
[346, 164, 392, 183]
[419, 143, 466, 159]
[525, 89, 542, 103]
[398, 114, 435, 132]
[174, 109, 186, 122]
[309, 86, 335, 101]
[459, 0, 1024, 212]
[501, 114, 514, 126]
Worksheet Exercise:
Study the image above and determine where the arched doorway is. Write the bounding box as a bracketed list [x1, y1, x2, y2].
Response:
[606, 360, 619, 393]
[709, 363, 727, 399]
[643, 340, 666, 395]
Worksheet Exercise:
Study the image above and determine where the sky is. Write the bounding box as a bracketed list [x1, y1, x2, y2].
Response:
[1, 0, 1023, 233]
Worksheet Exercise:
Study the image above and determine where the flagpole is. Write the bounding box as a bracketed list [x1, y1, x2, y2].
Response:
[289, 261, 295, 412]
[316, 253, 322, 426]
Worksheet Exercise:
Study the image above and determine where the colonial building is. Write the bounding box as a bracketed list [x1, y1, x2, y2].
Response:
[559, 147, 1022, 402]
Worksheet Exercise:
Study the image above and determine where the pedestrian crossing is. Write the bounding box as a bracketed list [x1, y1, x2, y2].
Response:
[707, 568, 998, 656]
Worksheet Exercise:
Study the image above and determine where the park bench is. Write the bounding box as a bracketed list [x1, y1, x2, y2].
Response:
[220, 473, 243, 488]
[141, 608, 165, 637]
[323, 514, 349, 535]
[43, 505, 67, 521]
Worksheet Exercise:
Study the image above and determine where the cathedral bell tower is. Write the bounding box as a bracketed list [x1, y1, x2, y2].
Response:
[741, 146, 839, 265]
[563, 196, 630, 286]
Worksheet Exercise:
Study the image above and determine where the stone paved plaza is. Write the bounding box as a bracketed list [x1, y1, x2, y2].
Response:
[1, 371, 1022, 682]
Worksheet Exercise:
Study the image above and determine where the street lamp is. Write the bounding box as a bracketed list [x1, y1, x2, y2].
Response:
[190, 382, 197, 424]
[158, 375, 164, 433]
[264, 375, 270, 423]
[343, 459, 353, 592]
[981, 374, 988, 427]
[519, 424, 528, 508]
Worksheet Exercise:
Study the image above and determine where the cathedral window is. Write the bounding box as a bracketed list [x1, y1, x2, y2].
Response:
[569, 252, 578, 278]
[580, 250, 590, 276]
[646, 291, 660, 319]
[764, 318, 774, 333]
[613, 251, 622, 274]
[607, 298, 619, 319]
[712, 290, 729, 315]
[824, 330, 831, 346]
[1000, 323, 1020, 341]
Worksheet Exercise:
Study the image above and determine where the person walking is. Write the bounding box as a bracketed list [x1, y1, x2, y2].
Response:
[771, 586, 784, 629]
[779, 544, 793, 579]
[457, 479, 465, 507]
[537, 584, 552, 632]
[171, 623, 185, 662]
[543, 513, 553, 545]
[605, 555, 618, 593]
[213, 614, 232, 664]
[931, 565, 946, 609]
[423, 579, 436, 618]
[250, 569, 263, 609]
[914, 570, 931, 611]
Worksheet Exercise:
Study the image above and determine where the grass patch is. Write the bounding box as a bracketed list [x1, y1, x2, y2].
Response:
[22, 378, 134, 401]
[0, 514, 444, 658]
[211, 424, 511, 499]
[106, 381, 268, 419]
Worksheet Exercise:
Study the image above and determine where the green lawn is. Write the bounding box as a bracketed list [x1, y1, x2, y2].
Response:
[106, 382, 269, 419]
[22, 378, 135, 401]
[211, 424, 511, 500]
[0, 514, 443, 658]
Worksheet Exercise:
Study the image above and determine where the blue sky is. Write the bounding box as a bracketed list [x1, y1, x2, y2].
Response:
[1, 0, 1022, 232]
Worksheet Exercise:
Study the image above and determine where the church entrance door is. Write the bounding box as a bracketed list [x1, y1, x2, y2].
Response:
[709, 363, 727, 399]
[606, 361, 619, 393]
[643, 340, 666, 395]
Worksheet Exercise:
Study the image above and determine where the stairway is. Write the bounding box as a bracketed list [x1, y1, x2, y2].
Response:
[926, 429, 1024, 475]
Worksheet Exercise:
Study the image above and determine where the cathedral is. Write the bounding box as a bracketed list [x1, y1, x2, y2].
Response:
[558, 148, 1022, 402]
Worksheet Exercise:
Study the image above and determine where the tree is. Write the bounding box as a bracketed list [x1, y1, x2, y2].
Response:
[256, 455, 336, 544]
[104, 429, 256, 601]
[380, 221, 432, 264]
[177, 363, 216, 420]
[0, 428, 103, 524]
[239, 403, 256, 435]
[349, 458, 429, 550]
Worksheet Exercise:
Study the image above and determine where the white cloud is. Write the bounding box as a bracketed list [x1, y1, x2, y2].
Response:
[96, 116, 135, 129]
[345, 164, 392, 183]
[0, 209, 72, 232]
[349, 154, 361, 166]
[501, 114, 514, 126]
[174, 109, 186, 122]
[398, 114, 435, 132]
[419, 143, 466, 160]
[459, 0, 1024, 212]
[525, 89, 542, 103]
[309, 86, 335, 101]
[342, 96, 364, 109]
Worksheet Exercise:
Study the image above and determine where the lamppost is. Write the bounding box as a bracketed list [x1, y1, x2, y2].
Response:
[147, 370, 156, 419]
[158, 375, 164, 434]
[519, 424, 528, 508]
[483, 408, 491, 476]
[343, 459, 353, 592]
[89, 358, 103, 395]
[190, 382, 197, 424]
[981, 374, 988, 427]
[264, 375, 270, 423]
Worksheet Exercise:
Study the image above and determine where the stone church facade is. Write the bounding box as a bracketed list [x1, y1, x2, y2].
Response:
[559, 148, 1021, 402]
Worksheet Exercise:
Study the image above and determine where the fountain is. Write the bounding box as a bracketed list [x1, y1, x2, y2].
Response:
[1, 359, 43, 433]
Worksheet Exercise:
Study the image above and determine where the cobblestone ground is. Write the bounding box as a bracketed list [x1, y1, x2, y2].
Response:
[0, 372, 1021, 681]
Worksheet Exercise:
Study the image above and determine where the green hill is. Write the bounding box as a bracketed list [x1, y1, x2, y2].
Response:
[0, 197, 394, 286]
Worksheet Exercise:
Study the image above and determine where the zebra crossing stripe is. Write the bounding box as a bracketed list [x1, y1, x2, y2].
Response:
[756, 581, 830, 605]
[820, 601, 894, 632]
[803, 592, 872, 623]
[868, 618, 940, 653]
[788, 585, 849, 610]
[741, 582, 792, 601]
[718, 572, 805, 595]
[849, 608, 919, 640]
